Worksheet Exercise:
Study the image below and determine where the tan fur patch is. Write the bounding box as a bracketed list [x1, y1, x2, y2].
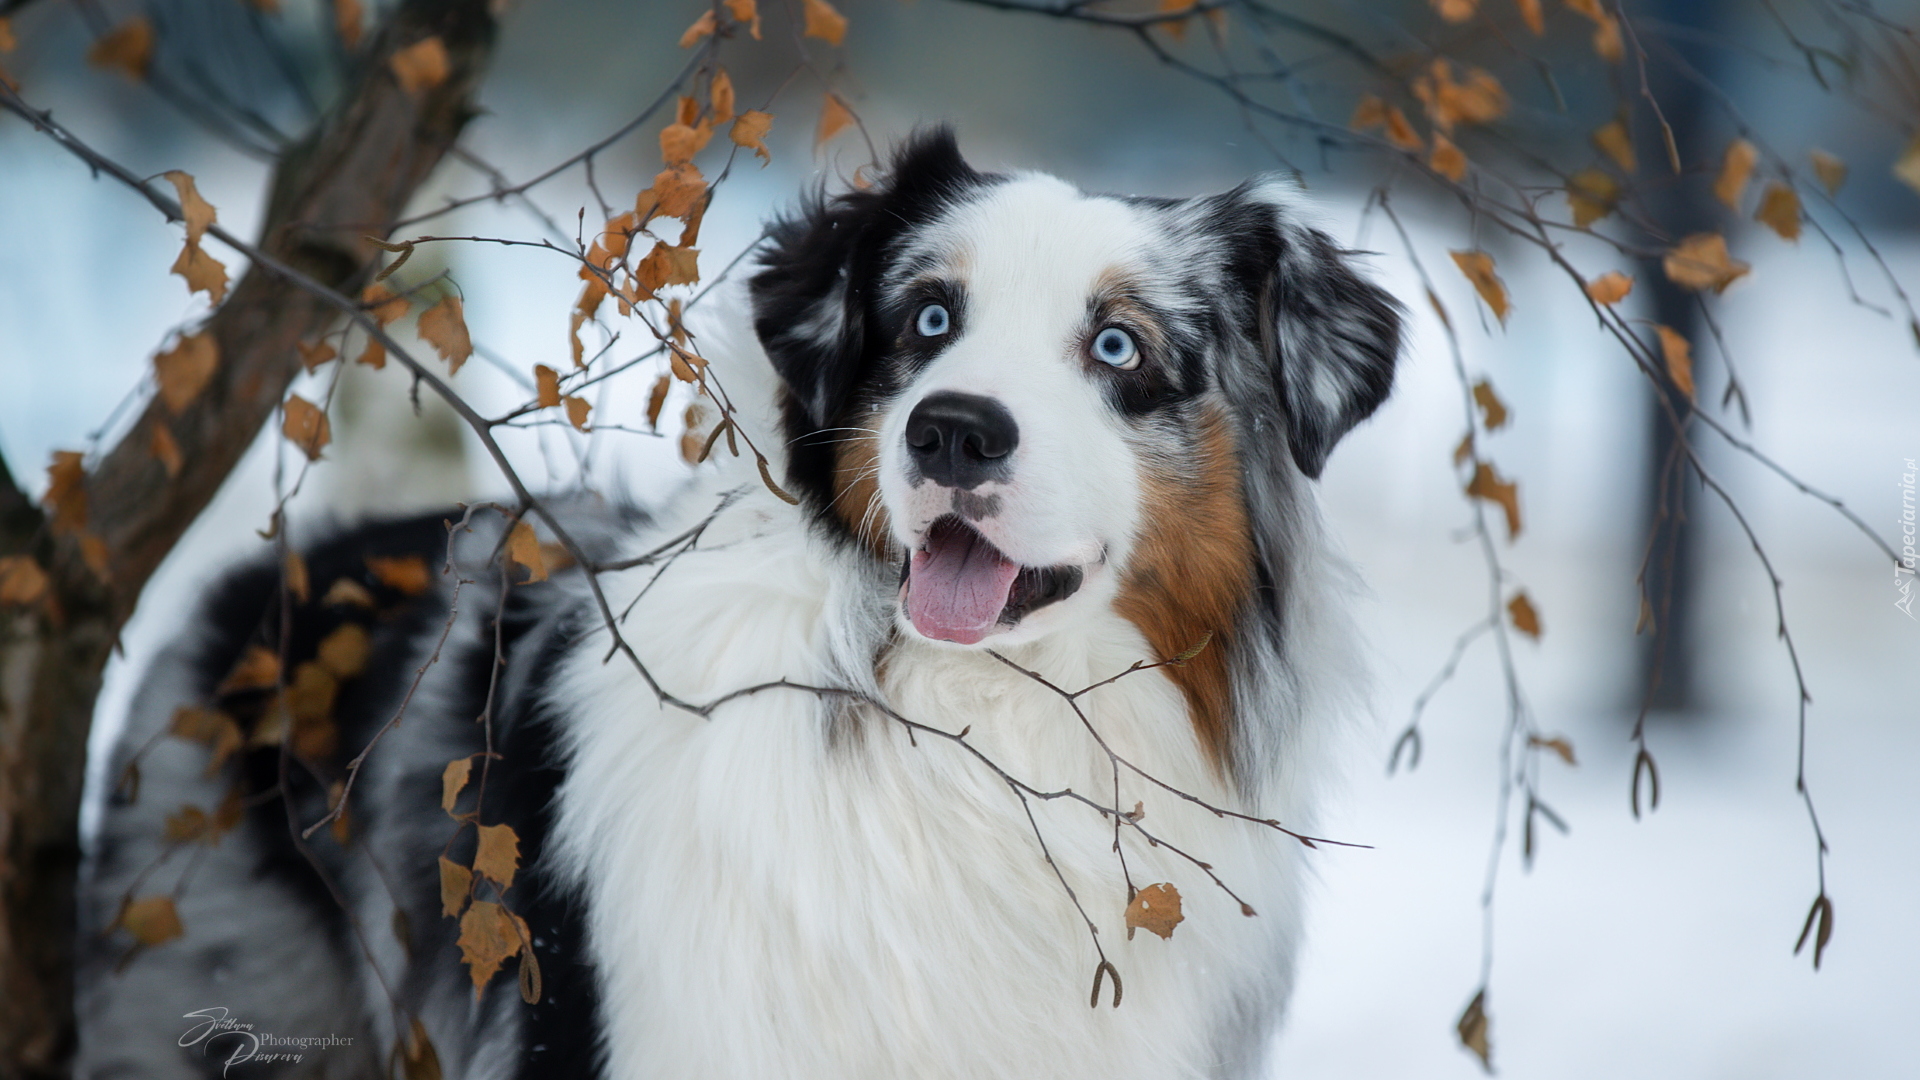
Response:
[1113, 408, 1253, 774]
[830, 419, 892, 558]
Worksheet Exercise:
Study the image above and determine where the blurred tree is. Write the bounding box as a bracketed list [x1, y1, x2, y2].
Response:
[0, 1, 498, 1073]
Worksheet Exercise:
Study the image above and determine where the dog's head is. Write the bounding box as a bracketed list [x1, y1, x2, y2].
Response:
[751, 130, 1400, 670]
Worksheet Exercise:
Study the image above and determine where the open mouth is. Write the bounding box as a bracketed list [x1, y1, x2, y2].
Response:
[901, 515, 1084, 645]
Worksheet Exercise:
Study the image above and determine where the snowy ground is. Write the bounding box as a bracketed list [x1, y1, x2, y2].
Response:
[1274, 225, 1920, 1078]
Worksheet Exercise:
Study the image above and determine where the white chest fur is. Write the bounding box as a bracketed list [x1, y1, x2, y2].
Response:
[549, 494, 1310, 1080]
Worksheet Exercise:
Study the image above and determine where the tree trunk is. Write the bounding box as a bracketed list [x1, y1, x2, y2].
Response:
[0, 4, 496, 1075]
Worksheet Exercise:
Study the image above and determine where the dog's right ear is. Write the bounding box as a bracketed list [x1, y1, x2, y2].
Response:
[750, 128, 986, 432]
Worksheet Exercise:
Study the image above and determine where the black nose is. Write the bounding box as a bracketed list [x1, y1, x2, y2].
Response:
[904, 391, 1018, 490]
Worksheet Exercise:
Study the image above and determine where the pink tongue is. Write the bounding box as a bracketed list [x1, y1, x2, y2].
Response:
[907, 520, 1021, 645]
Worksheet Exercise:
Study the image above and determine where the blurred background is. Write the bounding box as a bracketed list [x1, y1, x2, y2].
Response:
[2, 0, 1916, 1076]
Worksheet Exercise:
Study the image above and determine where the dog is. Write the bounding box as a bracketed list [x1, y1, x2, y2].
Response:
[77, 129, 1402, 1079]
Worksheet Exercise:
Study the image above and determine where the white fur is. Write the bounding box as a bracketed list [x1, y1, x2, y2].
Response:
[544, 198, 1364, 1072]
[78, 168, 1376, 1080]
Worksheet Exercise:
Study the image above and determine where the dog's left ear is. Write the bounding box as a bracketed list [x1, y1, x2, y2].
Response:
[751, 128, 985, 432]
[1225, 178, 1404, 479]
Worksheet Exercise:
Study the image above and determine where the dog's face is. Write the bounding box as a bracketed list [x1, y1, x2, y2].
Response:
[752, 131, 1400, 657]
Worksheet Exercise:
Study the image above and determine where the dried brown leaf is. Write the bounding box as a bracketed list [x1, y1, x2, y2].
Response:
[1662, 233, 1749, 294]
[803, 0, 847, 45]
[121, 895, 183, 946]
[665, 246, 699, 286]
[659, 122, 711, 167]
[1457, 989, 1491, 1070]
[165, 804, 209, 843]
[1897, 138, 1920, 197]
[1655, 324, 1694, 400]
[161, 171, 217, 247]
[599, 213, 636, 261]
[362, 283, 409, 325]
[356, 338, 387, 370]
[44, 450, 87, 535]
[286, 661, 339, 757]
[166, 703, 219, 743]
[79, 534, 109, 583]
[650, 164, 707, 220]
[87, 18, 153, 81]
[1466, 461, 1522, 539]
[534, 364, 561, 409]
[474, 823, 521, 891]
[1471, 378, 1508, 430]
[439, 856, 472, 919]
[1592, 119, 1636, 173]
[457, 901, 520, 995]
[1430, 132, 1467, 182]
[1412, 59, 1508, 132]
[1383, 105, 1422, 151]
[576, 277, 608, 319]
[1590, 14, 1622, 62]
[1507, 590, 1542, 639]
[1755, 183, 1801, 241]
[1450, 249, 1510, 324]
[150, 421, 183, 478]
[1713, 138, 1757, 210]
[417, 296, 472, 374]
[710, 68, 735, 125]
[335, 0, 364, 48]
[1432, 0, 1477, 23]
[0, 17, 16, 52]
[282, 395, 331, 461]
[1350, 94, 1388, 131]
[170, 241, 229, 304]
[730, 110, 773, 165]
[725, 0, 762, 37]
[389, 36, 449, 94]
[218, 644, 281, 694]
[317, 622, 371, 679]
[322, 577, 376, 608]
[155, 334, 220, 419]
[1453, 431, 1474, 468]
[645, 374, 673, 430]
[1515, 0, 1543, 34]
[679, 10, 715, 48]
[1124, 882, 1185, 941]
[0, 556, 49, 607]
[816, 94, 855, 150]
[507, 520, 548, 584]
[366, 553, 431, 596]
[441, 757, 473, 816]
[564, 396, 591, 433]
[1809, 149, 1847, 197]
[1567, 168, 1619, 227]
[297, 340, 337, 373]
[1584, 271, 1633, 305]
[1529, 733, 1576, 765]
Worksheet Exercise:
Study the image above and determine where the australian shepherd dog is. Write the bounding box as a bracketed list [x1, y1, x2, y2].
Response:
[78, 130, 1402, 1079]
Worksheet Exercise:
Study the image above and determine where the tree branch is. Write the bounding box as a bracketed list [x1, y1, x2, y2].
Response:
[0, 3, 498, 1075]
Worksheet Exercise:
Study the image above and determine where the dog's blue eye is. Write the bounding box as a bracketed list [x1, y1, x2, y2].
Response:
[916, 304, 950, 337]
[1092, 327, 1138, 369]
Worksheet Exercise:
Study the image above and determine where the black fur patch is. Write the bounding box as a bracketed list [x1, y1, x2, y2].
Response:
[171, 513, 459, 950]
[1205, 184, 1402, 479]
[750, 127, 1001, 525]
[161, 515, 609, 1077]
